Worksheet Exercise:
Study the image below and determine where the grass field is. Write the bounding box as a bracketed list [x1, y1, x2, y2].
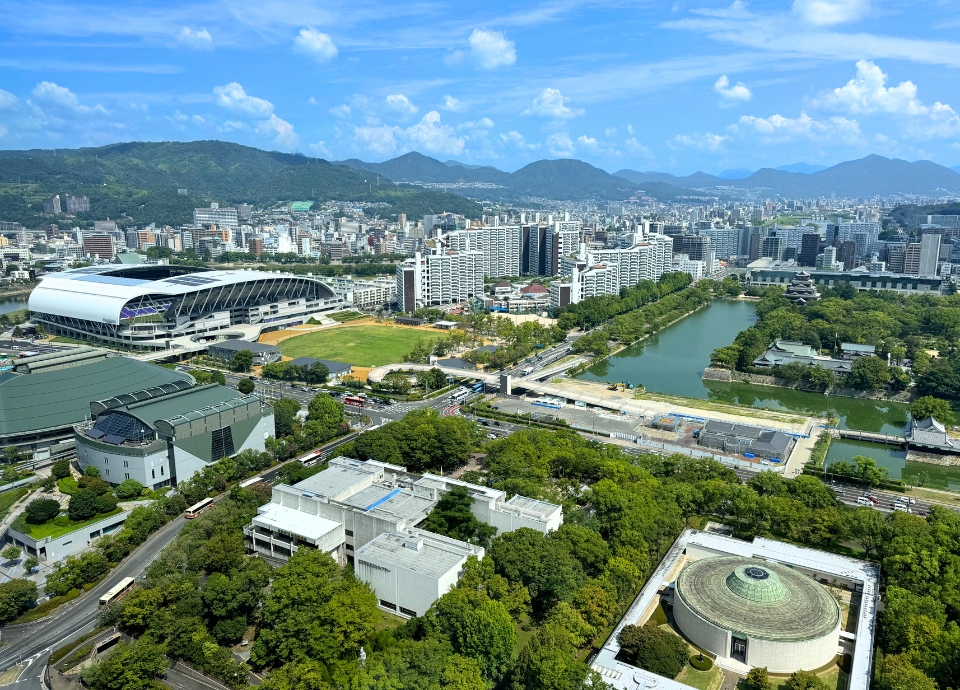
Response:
[279, 325, 440, 367]
[12, 508, 123, 540]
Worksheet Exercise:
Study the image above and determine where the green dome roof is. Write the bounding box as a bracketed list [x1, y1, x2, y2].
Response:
[675, 556, 841, 643]
[726, 564, 787, 604]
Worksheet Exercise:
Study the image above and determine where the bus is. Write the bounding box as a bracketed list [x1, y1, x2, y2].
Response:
[99, 577, 135, 607]
[450, 389, 471, 405]
[343, 396, 366, 408]
[185, 497, 215, 518]
[299, 448, 325, 467]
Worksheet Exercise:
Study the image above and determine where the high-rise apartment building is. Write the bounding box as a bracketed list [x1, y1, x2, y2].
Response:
[761, 236, 784, 261]
[444, 225, 522, 278]
[903, 242, 922, 275]
[543, 224, 582, 276]
[396, 248, 484, 313]
[827, 222, 880, 260]
[699, 227, 739, 259]
[673, 235, 710, 262]
[837, 241, 858, 271]
[918, 233, 941, 277]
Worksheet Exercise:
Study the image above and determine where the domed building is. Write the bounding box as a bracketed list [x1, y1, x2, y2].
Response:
[673, 556, 841, 673]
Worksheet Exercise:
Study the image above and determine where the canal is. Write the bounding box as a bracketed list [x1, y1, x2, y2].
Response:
[575, 299, 948, 484]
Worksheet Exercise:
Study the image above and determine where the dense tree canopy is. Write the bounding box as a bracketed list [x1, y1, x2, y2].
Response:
[350, 408, 481, 472]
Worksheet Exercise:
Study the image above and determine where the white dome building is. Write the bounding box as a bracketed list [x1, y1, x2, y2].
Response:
[673, 556, 841, 673]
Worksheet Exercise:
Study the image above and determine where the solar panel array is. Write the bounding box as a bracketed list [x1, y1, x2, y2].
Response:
[119, 302, 171, 320]
[161, 275, 218, 287]
[88, 412, 155, 445]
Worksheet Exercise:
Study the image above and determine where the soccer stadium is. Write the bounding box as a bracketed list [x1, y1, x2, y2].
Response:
[29, 264, 344, 350]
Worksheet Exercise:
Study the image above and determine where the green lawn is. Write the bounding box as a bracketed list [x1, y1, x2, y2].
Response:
[675, 664, 723, 690]
[279, 325, 441, 367]
[0, 487, 29, 521]
[12, 508, 123, 540]
[58, 477, 79, 495]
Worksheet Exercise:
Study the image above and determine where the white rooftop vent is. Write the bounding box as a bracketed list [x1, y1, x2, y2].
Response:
[404, 538, 424, 551]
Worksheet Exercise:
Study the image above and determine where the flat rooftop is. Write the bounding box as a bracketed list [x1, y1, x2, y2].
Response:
[293, 459, 380, 501]
[343, 484, 436, 523]
[504, 494, 563, 521]
[356, 528, 483, 579]
[253, 503, 342, 541]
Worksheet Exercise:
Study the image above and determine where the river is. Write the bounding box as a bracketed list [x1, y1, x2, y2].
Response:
[0, 297, 28, 316]
[574, 299, 950, 486]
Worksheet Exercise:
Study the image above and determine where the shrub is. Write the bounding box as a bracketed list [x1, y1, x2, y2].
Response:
[689, 654, 713, 671]
[54, 516, 71, 526]
[84, 465, 101, 478]
[618, 624, 689, 679]
[95, 494, 119, 514]
[25, 498, 61, 524]
[77, 476, 112, 495]
[0, 578, 38, 623]
[68, 489, 100, 521]
[115, 479, 144, 500]
[51, 459, 72, 480]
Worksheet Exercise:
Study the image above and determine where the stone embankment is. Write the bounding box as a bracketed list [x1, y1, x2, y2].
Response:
[702, 367, 912, 402]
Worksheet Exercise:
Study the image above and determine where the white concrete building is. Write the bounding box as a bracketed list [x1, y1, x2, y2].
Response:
[193, 203, 239, 230]
[396, 248, 484, 312]
[445, 225, 522, 278]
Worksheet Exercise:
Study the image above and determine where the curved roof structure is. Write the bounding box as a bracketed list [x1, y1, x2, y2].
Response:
[29, 264, 338, 325]
[0, 353, 192, 439]
[675, 556, 841, 643]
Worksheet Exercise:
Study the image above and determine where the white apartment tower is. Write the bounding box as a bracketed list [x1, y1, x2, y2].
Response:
[396, 248, 484, 313]
[444, 225, 522, 278]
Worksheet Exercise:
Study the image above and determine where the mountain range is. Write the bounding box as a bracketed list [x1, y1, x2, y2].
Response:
[339, 151, 960, 199]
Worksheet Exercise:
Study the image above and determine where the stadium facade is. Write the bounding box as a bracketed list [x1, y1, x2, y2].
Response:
[29, 264, 344, 351]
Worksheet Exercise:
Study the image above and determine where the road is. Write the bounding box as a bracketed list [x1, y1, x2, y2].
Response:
[0, 514, 189, 686]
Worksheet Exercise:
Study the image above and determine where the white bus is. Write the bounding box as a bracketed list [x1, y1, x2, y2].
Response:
[99, 577, 135, 607]
[185, 497, 215, 519]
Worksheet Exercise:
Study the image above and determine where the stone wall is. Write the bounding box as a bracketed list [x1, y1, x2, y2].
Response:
[906, 450, 960, 467]
[702, 367, 913, 402]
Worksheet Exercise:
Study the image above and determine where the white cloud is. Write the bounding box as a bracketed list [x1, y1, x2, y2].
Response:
[404, 111, 465, 154]
[442, 95, 466, 112]
[385, 94, 418, 116]
[221, 120, 247, 131]
[625, 138, 654, 159]
[293, 27, 338, 63]
[0, 89, 18, 110]
[604, 127, 616, 137]
[308, 140, 332, 158]
[31, 81, 106, 115]
[671, 132, 730, 151]
[792, 0, 869, 26]
[329, 104, 351, 119]
[576, 135, 600, 153]
[458, 117, 494, 130]
[738, 111, 861, 143]
[0, 126, 7, 138]
[176, 26, 212, 50]
[213, 82, 273, 117]
[714, 75, 751, 102]
[192, 115, 205, 124]
[353, 111, 465, 157]
[500, 130, 540, 150]
[257, 114, 298, 148]
[546, 133, 574, 157]
[468, 29, 516, 69]
[814, 61, 960, 139]
[627, 123, 634, 135]
[523, 88, 583, 119]
[308, 97, 318, 106]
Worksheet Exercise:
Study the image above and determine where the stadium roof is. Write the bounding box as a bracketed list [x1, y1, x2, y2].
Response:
[91, 384, 244, 430]
[29, 264, 337, 325]
[675, 555, 841, 643]
[0, 354, 191, 439]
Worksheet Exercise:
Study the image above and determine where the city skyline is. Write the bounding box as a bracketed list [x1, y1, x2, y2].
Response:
[0, 0, 959, 173]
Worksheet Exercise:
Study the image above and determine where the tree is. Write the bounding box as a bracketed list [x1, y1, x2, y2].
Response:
[52, 458, 72, 480]
[211, 370, 227, 386]
[305, 393, 345, 443]
[237, 378, 256, 394]
[12, 325, 22, 338]
[874, 653, 938, 690]
[271, 398, 302, 438]
[23, 556, 39, 573]
[489, 528, 583, 614]
[434, 589, 516, 681]
[844, 356, 891, 390]
[84, 464, 101, 477]
[232, 350, 254, 373]
[848, 507, 888, 559]
[25, 498, 61, 524]
[0, 579, 38, 624]
[618, 624, 688, 678]
[115, 479, 144, 500]
[1, 545, 22, 562]
[853, 455, 889, 488]
[740, 667, 772, 690]
[909, 396, 954, 425]
[2, 446, 22, 465]
[251, 549, 379, 668]
[782, 670, 829, 690]
[68, 488, 101, 520]
[82, 638, 168, 690]
[422, 486, 496, 546]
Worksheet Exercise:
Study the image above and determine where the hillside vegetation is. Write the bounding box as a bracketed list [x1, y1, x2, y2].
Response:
[0, 141, 482, 229]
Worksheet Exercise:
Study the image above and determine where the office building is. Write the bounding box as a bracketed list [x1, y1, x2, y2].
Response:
[837, 241, 857, 271]
[761, 236, 784, 261]
[82, 234, 116, 260]
[919, 233, 942, 276]
[903, 242, 922, 275]
[395, 248, 484, 312]
[673, 235, 710, 262]
[746, 267, 943, 295]
[244, 457, 561, 616]
[798, 233, 821, 267]
[247, 237, 264, 256]
[194, 203, 239, 230]
[75, 383, 275, 490]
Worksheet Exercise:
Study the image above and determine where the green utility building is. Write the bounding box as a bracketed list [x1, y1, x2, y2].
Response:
[0, 347, 192, 462]
[75, 383, 275, 490]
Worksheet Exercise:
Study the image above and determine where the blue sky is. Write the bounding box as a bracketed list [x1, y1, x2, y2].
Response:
[1, 0, 959, 174]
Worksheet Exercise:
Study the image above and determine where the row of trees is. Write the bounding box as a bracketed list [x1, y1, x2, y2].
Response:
[261, 360, 330, 384]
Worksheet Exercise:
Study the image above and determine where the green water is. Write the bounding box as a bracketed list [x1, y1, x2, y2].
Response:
[577, 299, 910, 435]
[825, 438, 960, 490]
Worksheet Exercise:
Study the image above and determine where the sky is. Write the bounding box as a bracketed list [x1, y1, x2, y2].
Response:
[1, 0, 959, 175]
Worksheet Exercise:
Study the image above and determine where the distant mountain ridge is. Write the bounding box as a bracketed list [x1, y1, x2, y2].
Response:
[615, 155, 960, 197]
[335, 152, 694, 201]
